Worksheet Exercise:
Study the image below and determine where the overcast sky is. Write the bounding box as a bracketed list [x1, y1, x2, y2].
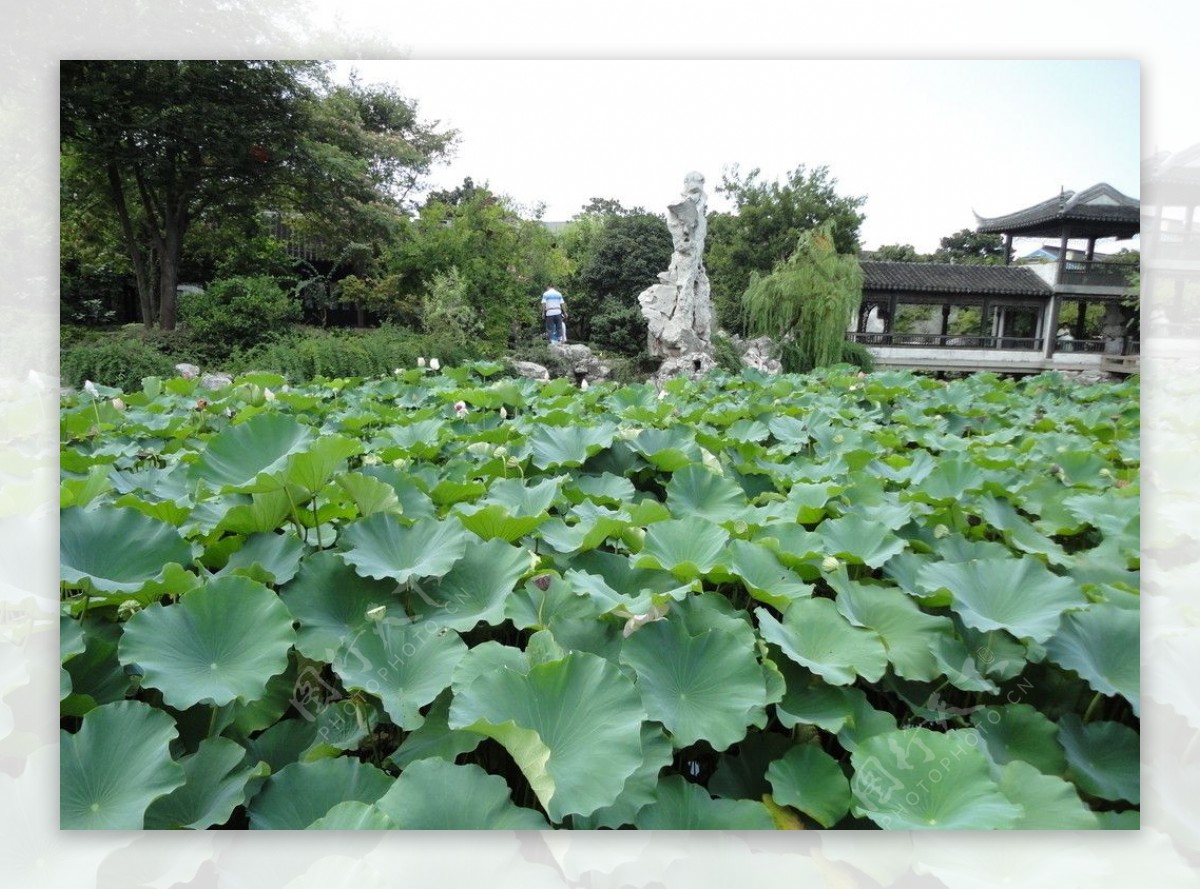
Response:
[334, 59, 1140, 255]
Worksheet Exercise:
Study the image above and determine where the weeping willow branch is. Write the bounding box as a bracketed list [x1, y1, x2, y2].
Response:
[741, 221, 863, 373]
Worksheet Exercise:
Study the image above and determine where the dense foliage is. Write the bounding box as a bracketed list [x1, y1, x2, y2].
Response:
[61, 365, 1139, 830]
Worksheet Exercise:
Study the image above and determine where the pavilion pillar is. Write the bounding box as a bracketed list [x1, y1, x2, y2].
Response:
[1043, 294, 1062, 359]
[1003, 233, 1012, 266]
[1056, 234, 1069, 286]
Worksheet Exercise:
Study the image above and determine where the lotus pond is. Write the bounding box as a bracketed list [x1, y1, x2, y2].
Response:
[59, 363, 1140, 829]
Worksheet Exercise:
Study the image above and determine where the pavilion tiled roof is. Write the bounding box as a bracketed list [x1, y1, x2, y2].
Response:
[860, 261, 1053, 296]
[974, 183, 1140, 238]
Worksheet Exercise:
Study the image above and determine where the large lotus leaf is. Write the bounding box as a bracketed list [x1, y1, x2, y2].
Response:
[280, 551, 408, 662]
[506, 574, 601, 631]
[817, 514, 907, 569]
[216, 489, 293, 535]
[850, 728, 1021, 829]
[60, 700, 185, 829]
[665, 464, 750, 523]
[407, 538, 532, 631]
[726, 540, 813, 610]
[334, 471, 401, 518]
[634, 515, 730, 581]
[755, 522, 824, 569]
[482, 475, 562, 515]
[996, 760, 1100, 829]
[771, 657, 897, 751]
[191, 412, 314, 490]
[1045, 605, 1140, 716]
[388, 690, 483, 770]
[766, 744, 852, 828]
[1058, 715, 1140, 804]
[454, 503, 548, 542]
[567, 472, 637, 506]
[828, 572, 956, 681]
[756, 599, 888, 686]
[565, 550, 692, 615]
[619, 616, 769, 751]
[632, 775, 775, 830]
[61, 505, 193, 593]
[449, 651, 646, 822]
[911, 455, 987, 503]
[119, 575, 295, 709]
[779, 481, 845, 524]
[339, 514, 471, 585]
[571, 724, 674, 829]
[708, 730, 794, 800]
[280, 434, 361, 498]
[217, 531, 305, 585]
[247, 757, 393, 830]
[976, 494, 1069, 565]
[530, 421, 617, 468]
[916, 556, 1087, 643]
[144, 737, 267, 829]
[374, 758, 549, 829]
[61, 621, 129, 715]
[306, 801, 396, 830]
[332, 617, 466, 731]
[630, 427, 702, 470]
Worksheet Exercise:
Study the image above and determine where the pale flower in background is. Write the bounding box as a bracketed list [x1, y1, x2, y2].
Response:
[83, 380, 99, 398]
[429, 357, 441, 371]
[417, 356, 426, 367]
[111, 397, 125, 411]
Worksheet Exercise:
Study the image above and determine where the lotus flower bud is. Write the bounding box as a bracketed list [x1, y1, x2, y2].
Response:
[429, 358, 440, 371]
[417, 357, 426, 367]
[84, 380, 99, 398]
[933, 523, 951, 539]
[499, 406, 508, 419]
[821, 555, 840, 572]
[453, 400, 467, 416]
[580, 378, 589, 390]
[111, 397, 126, 411]
[264, 388, 276, 401]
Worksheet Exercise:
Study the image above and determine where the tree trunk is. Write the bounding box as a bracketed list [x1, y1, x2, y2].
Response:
[105, 163, 157, 328]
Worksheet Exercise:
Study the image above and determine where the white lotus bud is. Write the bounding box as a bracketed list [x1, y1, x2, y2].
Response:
[264, 388, 276, 401]
[111, 397, 126, 411]
[454, 400, 467, 416]
[933, 523, 951, 539]
[362, 453, 381, 466]
[832, 433, 845, 444]
[417, 357, 426, 367]
[580, 378, 589, 390]
[499, 406, 508, 419]
[821, 555, 840, 572]
[83, 380, 99, 398]
[1099, 467, 1112, 478]
[394, 368, 403, 375]
[429, 358, 440, 371]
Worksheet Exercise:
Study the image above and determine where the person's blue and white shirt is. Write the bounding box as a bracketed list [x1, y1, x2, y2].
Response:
[541, 288, 564, 316]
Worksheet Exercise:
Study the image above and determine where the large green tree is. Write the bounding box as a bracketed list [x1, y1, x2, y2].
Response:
[707, 164, 866, 334]
[61, 61, 455, 331]
[742, 221, 864, 373]
[932, 228, 1006, 264]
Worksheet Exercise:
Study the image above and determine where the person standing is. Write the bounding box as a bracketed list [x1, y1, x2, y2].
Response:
[541, 286, 567, 344]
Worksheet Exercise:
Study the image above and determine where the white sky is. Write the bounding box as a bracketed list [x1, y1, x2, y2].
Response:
[334, 59, 1140, 255]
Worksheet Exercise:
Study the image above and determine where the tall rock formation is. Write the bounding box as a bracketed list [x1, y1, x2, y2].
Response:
[638, 171, 717, 379]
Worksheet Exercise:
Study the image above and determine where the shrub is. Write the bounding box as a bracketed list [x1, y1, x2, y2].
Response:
[177, 276, 300, 357]
[61, 337, 175, 391]
[839, 339, 876, 372]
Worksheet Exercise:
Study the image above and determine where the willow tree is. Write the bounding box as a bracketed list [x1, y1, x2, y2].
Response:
[741, 220, 863, 373]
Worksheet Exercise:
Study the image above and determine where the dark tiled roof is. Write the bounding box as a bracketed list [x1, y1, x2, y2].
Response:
[975, 183, 1139, 236]
[860, 261, 1053, 296]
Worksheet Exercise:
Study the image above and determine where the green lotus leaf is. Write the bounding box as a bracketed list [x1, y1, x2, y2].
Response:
[1058, 715, 1140, 804]
[565, 550, 692, 615]
[772, 657, 897, 750]
[756, 599, 888, 686]
[374, 758, 549, 829]
[571, 724, 674, 829]
[632, 774, 775, 830]
[247, 757, 393, 830]
[339, 514, 471, 585]
[281, 434, 361, 498]
[619, 616, 769, 751]
[766, 744, 852, 828]
[1045, 605, 1140, 715]
[665, 464, 750, 523]
[61, 505, 193, 593]
[388, 689, 484, 770]
[567, 472, 637, 506]
[215, 489, 293, 535]
[911, 455, 987, 503]
[144, 736, 267, 829]
[361, 467, 437, 521]
[754, 522, 824, 572]
[296, 694, 379, 761]
[1095, 810, 1140, 829]
[630, 427, 702, 470]
[306, 801, 397, 830]
[708, 730, 794, 800]
[530, 422, 617, 468]
[60, 615, 86, 663]
[240, 718, 321, 774]
[976, 494, 1069, 565]
[407, 537, 533, 631]
[61, 700, 185, 829]
[335, 471, 401, 518]
[850, 728, 1021, 829]
[634, 515, 730, 581]
[828, 572, 956, 681]
[1062, 489, 1140, 540]
[454, 503, 547, 542]
[280, 551, 408, 661]
[817, 514, 907, 569]
[191, 412, 314, 490]
[217, 531, 305, 585]
[385, 418, 445, 454]
[767, 414, 811, 447]
[119, 575, 296, 709]
[484, 475, 562, 515]
[61, 619, 129, 714]
[996, 760, 1100, 829]
[428, 476, 489, 506]
[506, 573, 601, 631]
[726, 540, 813, 610]
[60, 463, 114, 509]
[449, 651, 646, 821]
[332, 617, 466, 730]
[537, 508, 630, 554]
[916, 556, 1087, 643]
